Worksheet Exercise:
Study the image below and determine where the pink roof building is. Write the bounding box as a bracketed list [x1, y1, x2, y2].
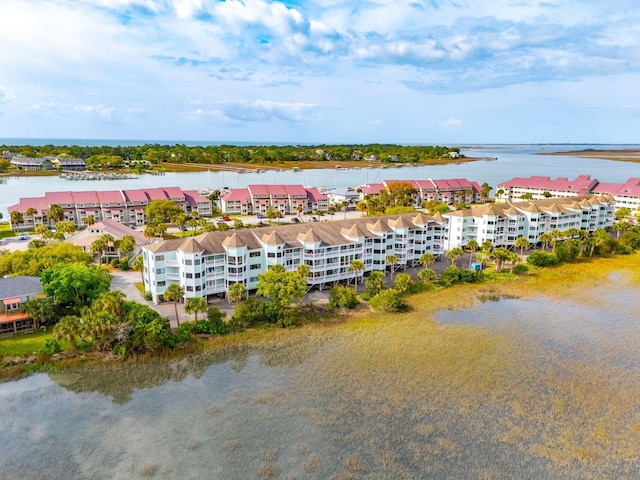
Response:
[496, 175, 599, 202]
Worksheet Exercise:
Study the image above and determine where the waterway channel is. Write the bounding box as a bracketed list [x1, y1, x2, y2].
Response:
[1, 273, 639, 479]
[2, 144, 639, 219]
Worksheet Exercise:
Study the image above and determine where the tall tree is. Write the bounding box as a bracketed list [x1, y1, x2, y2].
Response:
[466, 240, 479, 268]
[256, 264, 306, 321]
[514, 237, 530, 262]
[40, 262, 112, 309]
[445, 247, 464, 267]
[49, 204, 65, 223]
[163, 283, 185, 327]
[10, 210, 23, 229]
[349, 259, 365, 293]
[185, 297, 207, 322]
[22, 297, 57, 327]
[131, 255, 145, 282]
[419, 253, 436, 269]
[83, 215, 96, 226]
[227, 282, 247, 305]
[385, 254, 399, 282]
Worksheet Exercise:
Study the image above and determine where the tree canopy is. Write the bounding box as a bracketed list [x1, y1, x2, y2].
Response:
[0, 242, 93, 277]
[40, 262, 112, 309]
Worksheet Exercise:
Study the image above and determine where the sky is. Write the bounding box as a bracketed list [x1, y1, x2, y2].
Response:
[0, 0, 639, 145]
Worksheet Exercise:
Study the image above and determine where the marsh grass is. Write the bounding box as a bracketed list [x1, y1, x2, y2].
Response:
[6, 253, 639, 478]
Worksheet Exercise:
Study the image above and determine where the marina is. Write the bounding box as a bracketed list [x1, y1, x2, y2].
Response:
[60, 172, 138, 181]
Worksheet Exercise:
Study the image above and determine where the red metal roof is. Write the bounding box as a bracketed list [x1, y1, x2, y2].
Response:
[498, 175, 597, 194]
[222, 188, 250, 202]
[145, 188, 169, 201]
[97, 190, 125, 204]
[122, 189, 149, 202]
[592, 178, 640, 197]
[45, 191, 74, 205]
[72, 191, 100, 204]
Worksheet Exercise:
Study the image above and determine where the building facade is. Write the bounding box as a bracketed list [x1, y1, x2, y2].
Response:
[359, 178, 483, 205]
[142, 214, 445, 304]
[0, 276, 44, 336]
[220, 185, 329, 215]
[8, 187, 212, 231]
[442, 195, 615, 250]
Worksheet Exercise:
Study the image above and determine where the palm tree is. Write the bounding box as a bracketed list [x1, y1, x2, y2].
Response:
[490, 247, 512, 273]
[227, 282, 247, 305]
[131, 255, 145, 283]
[548, 229, 561, 253]
[481, 240, 493, 253]
[349, 259, 365, 293]
[327, 205, 337, 220]
[9, 210, 23, 229]
[171, 212, 187, 236]
[91, 237, 107, 264]
[49, 204, 65, 224]
[26, 207, 37, 218]
[611, 222, 628, 240]
[419, 253, 436, 269]
[385, 254, 399, 282]
[83, 215, 96, 226]
[417, 268, 436, 282]
[53, 315, 82, 351]
[539, 233, 550, 250]
[466, 240, 479, 268]
[295, 205, 304, 218]
[185, 297, 207, 323]
[445, 247, 464, 267]
[163, 283, 185, 327]
[514, 237, 530, 262]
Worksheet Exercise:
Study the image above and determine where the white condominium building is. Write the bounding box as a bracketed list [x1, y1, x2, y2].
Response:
[443, 194, 615, 250]
[142, 214, 445, 304]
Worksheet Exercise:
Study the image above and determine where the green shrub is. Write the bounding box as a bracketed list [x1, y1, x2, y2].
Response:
[440, 266, 484, 285]
[43, 338, 61, 355]
[370, 289, 408, 313]
[120, 260, 129, 270]
[192, 318, 228, 335]
[393, 273, 413, 293]
[143, 291, 152, 301]
[512, 263, 529, 275]
[110, 258, 120, 268]
[364, 271, 386, 297]
[526, 251, 559, 267]
[329, 285, 359, 309]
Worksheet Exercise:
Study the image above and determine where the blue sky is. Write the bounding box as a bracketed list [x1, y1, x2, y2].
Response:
[1, 0, 639, 144]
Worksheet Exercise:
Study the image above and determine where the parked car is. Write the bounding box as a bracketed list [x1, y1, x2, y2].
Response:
[222, 215, 231, 221]
[311, 216, 318, 222]
[292, 217, 300, 223]
[18, 233, 28, 240]
[257, 213, 265, 219]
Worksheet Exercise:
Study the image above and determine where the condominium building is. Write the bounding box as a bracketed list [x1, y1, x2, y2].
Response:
[8, 187, 212, 231]
[220, 185, 329, 215]
[442, 194, 615, 250]
[591, 178, 640, 212]
[495, 175, 599, 203]
[142, 214, 445, 304]
[496, 175, 640, 212]
[359, 178, 483, 205]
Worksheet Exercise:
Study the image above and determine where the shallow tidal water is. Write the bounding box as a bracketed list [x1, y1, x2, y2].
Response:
[2, 278, 640, 479]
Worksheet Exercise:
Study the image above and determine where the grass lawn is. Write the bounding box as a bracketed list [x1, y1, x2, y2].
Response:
[0, 329, 54, 357]
[0, 222, 15, 240]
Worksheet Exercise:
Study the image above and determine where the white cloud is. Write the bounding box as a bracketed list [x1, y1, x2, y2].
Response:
[217, 99, 319, 122]
[0, 86, 14, 104]
[444, 118, 462, 126]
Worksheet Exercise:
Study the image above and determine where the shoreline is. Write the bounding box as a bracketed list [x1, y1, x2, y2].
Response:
[539, 148, 640, 163]
[3, 252, 639, 382]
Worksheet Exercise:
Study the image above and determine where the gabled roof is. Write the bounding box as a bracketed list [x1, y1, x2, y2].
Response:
[262, 231, 285, 245]
[297, 229, 321, 244]
[366, 219, 390, 233]
[389, 216, 415, 229]
[0, 276, 43, 299]
[341, 224, 368, 239]
[178, 238, 204, 253]
[44, 191, 74, 206]
[97, 190, 125, 204]
[222, 233, 244, 248]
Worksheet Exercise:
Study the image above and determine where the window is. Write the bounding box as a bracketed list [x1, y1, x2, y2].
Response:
[250, 264, 261, 270]
[186, 273, 193, 279]
[195, 272, 201, 278]
[250, 251, 261, 257]
[194, 259, 201, 265]
[186, 286, 193, 292]
[267, 252, 275, 258]
[156, 255, 164, 261]
[185, 259, 193, 265]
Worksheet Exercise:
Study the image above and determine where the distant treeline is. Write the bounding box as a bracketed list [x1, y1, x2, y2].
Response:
[1, 143, 461, 167]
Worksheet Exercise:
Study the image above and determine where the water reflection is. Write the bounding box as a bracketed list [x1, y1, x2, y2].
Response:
[2, 282, 640, 479]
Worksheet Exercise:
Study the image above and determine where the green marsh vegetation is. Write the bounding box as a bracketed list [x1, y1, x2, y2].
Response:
[25, 253, 640, 478]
